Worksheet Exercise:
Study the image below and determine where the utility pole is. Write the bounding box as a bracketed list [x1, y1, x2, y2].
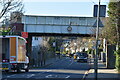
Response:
[74, 39, 77, 53]
[116, 1, 120, 50]
[43, 36, 46, 65]
[95, 0, 100, 80]
[55, 37, 57, 59]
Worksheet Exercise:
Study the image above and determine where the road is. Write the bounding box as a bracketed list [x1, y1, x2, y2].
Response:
[2, 57, 90, 80]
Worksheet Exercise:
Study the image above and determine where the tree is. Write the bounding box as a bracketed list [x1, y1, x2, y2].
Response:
[0, 0, 24, 20]
[102, 1, 120, 45]
[102, 0, 120, 72]
[102, 17, 117, 44]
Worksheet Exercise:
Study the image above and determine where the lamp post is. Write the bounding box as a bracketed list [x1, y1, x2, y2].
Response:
[94, 0, 100, 80]
[74, 42, 77, 53]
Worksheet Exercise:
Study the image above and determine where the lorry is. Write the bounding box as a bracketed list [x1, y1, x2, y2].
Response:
[0, 36, 29, 72]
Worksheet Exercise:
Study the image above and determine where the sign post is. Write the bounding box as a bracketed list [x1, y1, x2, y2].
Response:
[95, 0, 100, 80]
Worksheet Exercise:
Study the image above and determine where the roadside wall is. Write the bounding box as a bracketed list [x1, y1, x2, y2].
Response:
[106, 44, 116, 68]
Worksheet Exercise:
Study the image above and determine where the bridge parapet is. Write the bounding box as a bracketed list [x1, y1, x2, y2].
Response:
[22, 15, 106, 35]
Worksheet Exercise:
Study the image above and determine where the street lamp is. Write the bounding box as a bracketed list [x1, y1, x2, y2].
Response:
[94, 0, 100, 80]
[74, 43, 77, 53]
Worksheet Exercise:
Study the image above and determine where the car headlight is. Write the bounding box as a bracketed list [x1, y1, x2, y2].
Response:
[77, 57, 80, 59]
[84, 57, 87, 59]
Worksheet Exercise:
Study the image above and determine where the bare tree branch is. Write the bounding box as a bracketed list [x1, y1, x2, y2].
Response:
[0, 0, 24, 20]
[0, 1, 11, 19]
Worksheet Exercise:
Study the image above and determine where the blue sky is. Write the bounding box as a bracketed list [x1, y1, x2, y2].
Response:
[23, 1, 109, 17]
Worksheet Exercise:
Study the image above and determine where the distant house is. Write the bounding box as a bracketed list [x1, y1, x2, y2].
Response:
[32, 36, 43, 67]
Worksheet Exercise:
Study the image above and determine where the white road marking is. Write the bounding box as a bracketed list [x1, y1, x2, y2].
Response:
[45, 75, 58, 78]
[55, 75, 58, 77]
[46, 70, 52, 72]
[65, 76, 70, 78]
[45, 75, 52, 78]
[38, 72, 45, 75]
[7, 76, 11, 78]
[27, 74, 35, 78]
[7, 74, 16, 78]
[82, 70, 89, 80]
[68, 60, 74, 67]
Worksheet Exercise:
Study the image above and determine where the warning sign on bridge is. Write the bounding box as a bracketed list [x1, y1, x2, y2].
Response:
[22, 32, 28, 38]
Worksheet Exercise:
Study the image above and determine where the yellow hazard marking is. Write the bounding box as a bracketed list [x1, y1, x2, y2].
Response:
[0, 68, 9, 70]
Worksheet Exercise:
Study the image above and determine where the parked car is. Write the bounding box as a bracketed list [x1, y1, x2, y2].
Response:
[75, 52, 88, 62]
[61, 54, 66, 57]
[69, 53, 74, 58]
[74, 54, 77, 60]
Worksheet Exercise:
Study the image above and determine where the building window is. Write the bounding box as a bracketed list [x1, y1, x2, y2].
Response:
[35, 37, 38, 40]
[54, 17, 60, 20]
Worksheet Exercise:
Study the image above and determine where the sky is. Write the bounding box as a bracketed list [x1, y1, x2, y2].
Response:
[23, 0, 109, 17]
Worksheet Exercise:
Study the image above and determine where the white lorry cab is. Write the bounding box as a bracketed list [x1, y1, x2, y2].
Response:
[0, 36, 29, 72]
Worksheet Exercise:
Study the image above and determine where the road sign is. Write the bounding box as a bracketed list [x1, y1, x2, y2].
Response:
[53, 42, 56, 47]
[22, 32, 28, 38]
[61, 47, 64, 49]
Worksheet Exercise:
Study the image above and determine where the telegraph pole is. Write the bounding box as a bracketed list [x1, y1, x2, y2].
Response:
[55, 37, 57, 59]
[95, 0, 100, 80]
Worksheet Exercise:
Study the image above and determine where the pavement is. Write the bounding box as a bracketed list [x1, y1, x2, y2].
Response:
[85, 59, 120, 80]
[41, 55, 62, 68]
[30, 55, 62, 69]
[45, 55, 61, 65]
[31, 56, 63, 69]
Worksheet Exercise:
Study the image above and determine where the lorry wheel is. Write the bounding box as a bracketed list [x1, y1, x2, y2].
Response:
[17, 69, 21, 73]
[5, 70, 9, 72]
[25, 69, 29, 72]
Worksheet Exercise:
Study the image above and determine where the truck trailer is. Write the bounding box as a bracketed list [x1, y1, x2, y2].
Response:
[0, 36, 29, 72]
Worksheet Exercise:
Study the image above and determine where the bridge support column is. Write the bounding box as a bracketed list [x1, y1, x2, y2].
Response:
[26, 34, 32, 66]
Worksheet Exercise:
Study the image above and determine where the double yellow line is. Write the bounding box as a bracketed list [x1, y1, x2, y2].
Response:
[0, 68, 9, 70]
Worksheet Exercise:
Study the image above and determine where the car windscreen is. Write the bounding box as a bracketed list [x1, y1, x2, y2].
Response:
[76, 52, 88, 57]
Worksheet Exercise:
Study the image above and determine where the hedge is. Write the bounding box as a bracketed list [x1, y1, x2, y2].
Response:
[114, 48, 120, 71]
